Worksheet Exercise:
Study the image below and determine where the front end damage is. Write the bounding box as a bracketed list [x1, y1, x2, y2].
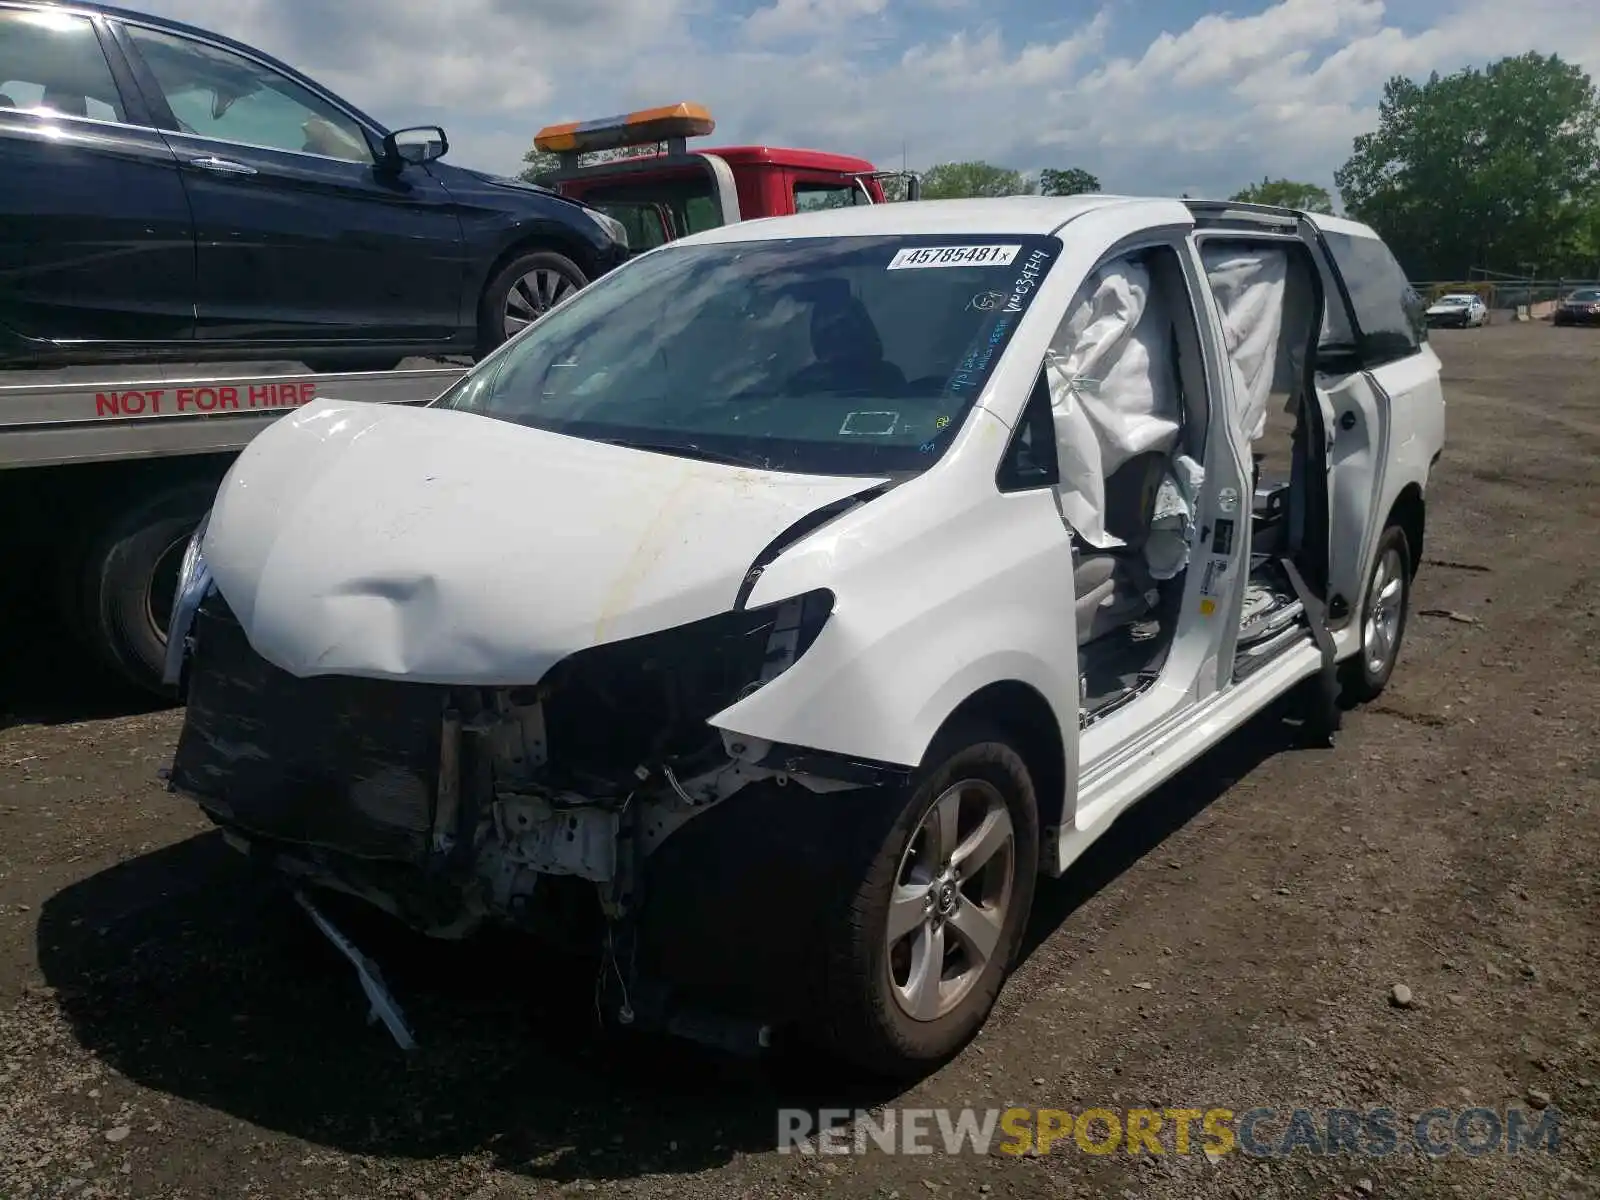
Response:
[169, 582, 893, 1047]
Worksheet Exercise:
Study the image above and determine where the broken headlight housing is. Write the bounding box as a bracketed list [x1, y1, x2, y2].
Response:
[162, 509, 214, 687]
[529, 588, 834, 792]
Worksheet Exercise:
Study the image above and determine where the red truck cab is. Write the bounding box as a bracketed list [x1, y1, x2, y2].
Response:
[531, 103, 917, 253]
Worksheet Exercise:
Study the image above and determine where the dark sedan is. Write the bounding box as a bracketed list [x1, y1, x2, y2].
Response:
[0, 0, 631, 371]
[1552, 288, 1600, 327]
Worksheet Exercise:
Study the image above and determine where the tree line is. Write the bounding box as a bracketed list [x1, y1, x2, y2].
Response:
[519, 52, 1600, 280]
[901, 54, 1600, 279]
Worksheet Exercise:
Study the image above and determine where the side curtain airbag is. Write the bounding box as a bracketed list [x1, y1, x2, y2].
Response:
[1199, 246, 1289, 448]
[1045, 260, 1183, 548]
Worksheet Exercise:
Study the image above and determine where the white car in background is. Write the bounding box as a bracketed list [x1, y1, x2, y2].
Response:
[1425, 292, 1489, 328]
[163, 196, 1446, 1076]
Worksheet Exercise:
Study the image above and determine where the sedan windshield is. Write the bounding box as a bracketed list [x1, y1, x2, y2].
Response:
[1568, 289, 1600, 302]
[435, 234, 1061, 476]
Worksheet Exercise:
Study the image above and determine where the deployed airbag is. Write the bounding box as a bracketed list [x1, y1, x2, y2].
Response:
[1200, 246, 1288, 448]
[1045, 260, 1183, 549]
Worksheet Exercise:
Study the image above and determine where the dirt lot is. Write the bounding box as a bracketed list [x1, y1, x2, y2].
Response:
[2, 323, 1597, 1200]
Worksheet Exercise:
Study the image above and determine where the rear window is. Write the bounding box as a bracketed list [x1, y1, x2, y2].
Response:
[1320, 230, 1427, 368]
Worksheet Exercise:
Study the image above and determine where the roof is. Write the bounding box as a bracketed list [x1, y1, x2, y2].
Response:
[675, 194, 1187, 245]
[703, 146, 879, 173]
[1302, 211, 1379, 240]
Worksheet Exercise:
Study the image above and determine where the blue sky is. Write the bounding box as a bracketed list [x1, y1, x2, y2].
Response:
[120, 0, 1599, 203]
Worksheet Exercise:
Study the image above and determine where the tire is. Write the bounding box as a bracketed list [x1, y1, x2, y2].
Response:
[815, 726, 1039, 1077]
[1338, 524, 1412, 705]
[475, 248, 588, 358]
[77, 481, 218, 697]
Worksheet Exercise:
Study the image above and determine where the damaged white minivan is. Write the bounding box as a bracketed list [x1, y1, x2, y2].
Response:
[164, 196, 1444, 1076]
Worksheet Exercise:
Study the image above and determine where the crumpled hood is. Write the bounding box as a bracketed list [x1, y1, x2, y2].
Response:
[202, 399, 883, 683]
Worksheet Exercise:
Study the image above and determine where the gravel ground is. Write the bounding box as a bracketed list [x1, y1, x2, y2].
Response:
[2, 322, 1597, 1199]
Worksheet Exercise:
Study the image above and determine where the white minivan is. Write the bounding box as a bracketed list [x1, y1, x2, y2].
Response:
[165, 196, 1445, 1075]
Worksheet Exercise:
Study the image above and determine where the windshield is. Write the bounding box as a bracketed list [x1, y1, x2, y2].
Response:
[1437, 296, 1472, 306]
[435, 234, 1061, 476]
[1568, 289, 1600, 302]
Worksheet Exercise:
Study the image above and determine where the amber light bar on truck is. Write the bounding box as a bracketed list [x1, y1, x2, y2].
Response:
[533, 102, 716, 158]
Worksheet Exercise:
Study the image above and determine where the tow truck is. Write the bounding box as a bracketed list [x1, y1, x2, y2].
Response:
[530, 101, 921, 248]
[0, 102, 916, 699]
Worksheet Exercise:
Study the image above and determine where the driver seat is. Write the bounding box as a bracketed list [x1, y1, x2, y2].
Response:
[41, 86, 87, 117]
[1073, 451, 1166, 645]
[788, 294, 905, 394]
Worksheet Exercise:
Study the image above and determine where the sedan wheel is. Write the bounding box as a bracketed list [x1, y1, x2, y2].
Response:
[503, 267, 579, 339]
[475, 249, 589, 359]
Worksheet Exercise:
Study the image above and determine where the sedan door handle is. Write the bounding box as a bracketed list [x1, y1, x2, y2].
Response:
[189, 155, 257, 176]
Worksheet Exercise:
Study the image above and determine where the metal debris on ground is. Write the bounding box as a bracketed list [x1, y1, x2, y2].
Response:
[294, 889, 417, 1051]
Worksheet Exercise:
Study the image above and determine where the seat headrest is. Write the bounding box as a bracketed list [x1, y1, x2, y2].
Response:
[42, 87, 87, 117]
[810, 293, 884, 367]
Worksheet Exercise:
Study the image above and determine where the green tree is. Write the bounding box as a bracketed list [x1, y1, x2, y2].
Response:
[918, 161, 1031, 200]
[1038, 167, 1101, 196]
[1335, 53, 1600, 279]
[1230, 176, 1333, 213]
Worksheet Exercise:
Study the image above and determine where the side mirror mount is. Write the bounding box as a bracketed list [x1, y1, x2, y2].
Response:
[381, 125, 448, 170]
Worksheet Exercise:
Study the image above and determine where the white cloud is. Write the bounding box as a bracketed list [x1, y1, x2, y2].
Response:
[744, 0, 889, 43]
[114, 0, 1600, 198]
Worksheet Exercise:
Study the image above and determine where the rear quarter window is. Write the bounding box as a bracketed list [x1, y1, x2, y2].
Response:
[1321, 230, 1427, 368]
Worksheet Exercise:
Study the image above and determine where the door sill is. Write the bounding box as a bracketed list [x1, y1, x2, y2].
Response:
[1056, 640, 1320, 875]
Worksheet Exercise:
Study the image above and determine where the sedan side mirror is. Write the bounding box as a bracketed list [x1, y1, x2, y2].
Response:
[381, 125, 448, 169]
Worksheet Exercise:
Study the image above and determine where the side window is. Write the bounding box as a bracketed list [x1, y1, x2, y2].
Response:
[596, 202, 671, 252]
[795, 181, 869, 212]
[124, 25, 373, 163]
[1320, 230, 1426, 368]
[0, 9, 127, 123]
[684, 194, 723, 233]
[997, 371, 1059, 492]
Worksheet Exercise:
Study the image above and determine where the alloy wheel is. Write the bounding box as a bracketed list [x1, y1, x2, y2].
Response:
[1363, 545, 1406, 676]
[503, 268, 578, 338]
[885, 779, 1017, 1022]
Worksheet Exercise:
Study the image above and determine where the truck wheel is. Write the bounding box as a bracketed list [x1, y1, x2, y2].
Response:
[299, 355, 404, 374]
[476, 249, 587, 358]
[79, 481, 218, 697]
[1338, 524, 1412, 705]
[816, 728, 1038, 1077]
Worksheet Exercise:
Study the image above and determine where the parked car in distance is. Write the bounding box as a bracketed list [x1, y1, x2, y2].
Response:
[1424, 292, 1488, 328]
[0, 0, 630, 372]
[1552, 287, 1600, 327]
[165, 196, 1445, 1076]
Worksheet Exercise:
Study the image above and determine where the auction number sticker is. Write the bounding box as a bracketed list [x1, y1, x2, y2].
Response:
[888, 244, 1022, 270]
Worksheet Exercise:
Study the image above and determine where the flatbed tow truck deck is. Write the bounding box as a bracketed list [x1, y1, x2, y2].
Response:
[0, 363, 469, 699]
[0, 363, 468, 468]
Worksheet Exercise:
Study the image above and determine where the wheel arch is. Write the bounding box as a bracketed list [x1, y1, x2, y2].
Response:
[478, 224, 602, 299]
[925, 679, 1068, 868]
[1385, 483, 1425, 577]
